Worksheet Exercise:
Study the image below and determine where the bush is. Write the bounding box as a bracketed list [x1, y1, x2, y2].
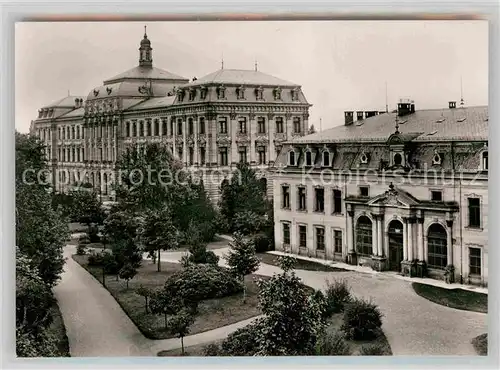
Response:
[341, 298, 383, 340]
[78, 235, 90, 245]
[164, 264, 243, 302]
[316, 331, 351, 356]
[88, 225, 100, 243]
[198, 221, 216, 242]
[102, 253, 121, 275]
[187, 243, 220, 266]
[359, 343, 386, 356]
[253, 233, 270, 253]
[76, 244, 87, 255]
[324, 279, 352, 316]
[87, 251, 104, 266]
[203, 343, 222, 356]
[219, 323, 260, 356]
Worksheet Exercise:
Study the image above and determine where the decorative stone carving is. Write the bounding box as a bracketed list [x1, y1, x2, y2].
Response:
[267, 113, 275, 120]
[236, 133, 250, 144]
[285, 112, 292, 120]
[186, 135, 195, 146]
[274, 133, 287, 142]
[197, 135, 207, 146]
[93, 89, 99, 97]
[216, 134, 231, 146]
[230, 111, 237, 120]
[175, 136, 184, 145]
[249, 112, 255, 120]
[255, 135, 269, 145]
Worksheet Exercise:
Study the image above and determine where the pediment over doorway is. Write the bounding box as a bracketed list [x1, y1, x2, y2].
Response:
[366, 183, 419, 208]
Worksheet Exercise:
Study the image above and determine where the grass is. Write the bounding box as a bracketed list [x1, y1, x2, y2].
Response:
[471, 333, 487, 356]
[47, 301, 71, 357]
[257, 253, 349, 272]
[412, 282, 488, 313]
[158, 313, 392, 357]
[175, 236, 228, 252]
[72, 254, 267, 340]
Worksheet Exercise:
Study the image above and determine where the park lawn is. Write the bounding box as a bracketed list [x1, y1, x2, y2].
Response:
[47, 301, 71, 357]
[412, 282, 488, 313]
[72, 254, 267, 340]
[257, 253, 349, 272]
[471, 333, 487, 356]
[158, 313, 392, 357]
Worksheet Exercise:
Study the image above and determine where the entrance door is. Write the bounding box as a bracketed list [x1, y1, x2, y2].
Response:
[388, 220, 404, 272]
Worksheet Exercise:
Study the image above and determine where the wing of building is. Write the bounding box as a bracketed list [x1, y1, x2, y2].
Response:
[30, 29, 311, 203]
[273, 100, 488, 286]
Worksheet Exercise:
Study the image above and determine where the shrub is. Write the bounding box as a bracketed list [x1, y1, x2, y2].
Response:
[88, 225, 100, 243]
[316, 331, 351, 356]
[76, 244, 87, 255]
[324, 279, 352, 316]
[341, 298, 383, 340]
[164, 264, 243, 302]
[198, 221, 216, 242]
[187, 243, 220, 266]
[219, 323, 260, 356]
[87, 251, 103, 266]
[102, 253, 121, 275]
[78, 235, 90, 245]
[253, 233, 270, 253]
[359, 343, 386, 356]
[203, 343, 222, 356]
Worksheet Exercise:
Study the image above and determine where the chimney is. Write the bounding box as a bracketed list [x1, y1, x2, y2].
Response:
[397, 98, 415, 116]
[344, 111, 354, 126]
[449, 101, 456, 109]
[356, 111, 364, 121]
[75, 98, 79, 108]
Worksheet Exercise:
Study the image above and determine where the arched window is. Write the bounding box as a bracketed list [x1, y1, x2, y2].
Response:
[72, 127, 75, 139]
[323, 151, 330, 167]
[427, 223, 447, 270]
[289, 151, 296, 166]
[305, 150, 312, 166]
[125, 122, 130, 137]
[132, 122, 137, 137]
[356, 216, 373, 257]
[154, 119, 159, 136]
[188, 118, 194, 135]
[394, 153, 402, 166]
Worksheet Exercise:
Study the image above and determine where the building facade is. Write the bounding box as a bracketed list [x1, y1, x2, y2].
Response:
[273, 100, 488, 286]
[31, 30, 311, 202]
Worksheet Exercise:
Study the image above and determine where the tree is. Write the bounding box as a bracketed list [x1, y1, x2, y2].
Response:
[182, 222, 219, 265]
[253, 256, 326, 355]
[16, 132, 68, 287]
[308, 124, 317, 134]
[69, 189, 106, 232]
[136, 285, 153, 313]
[233, 210, 266, 236]
[225, 232, 260, 302]
[167, 309, 196, 356]
[119, 263, 137, 289]
[138, 207, 180, 272]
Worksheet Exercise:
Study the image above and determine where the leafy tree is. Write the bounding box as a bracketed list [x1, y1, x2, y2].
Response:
[138, 207, 180, 272]
[119, 263, 137, 289]
[308, 124, 317, 134]
[225, 232, 260, 302]
[233, 210, 266, 236]
[136, 285, 153, 313]
[16, 132, 68, 287]
[253, 256, 326, 355]
[182, 222, 219, 265]
[69, 189, 106, 232]
[218, 162, 268, 231]
[167, 308, 197, 355]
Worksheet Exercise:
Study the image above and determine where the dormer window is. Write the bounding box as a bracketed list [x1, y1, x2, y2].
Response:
[432, 152, 442, 165]
[200, 87, 207, 100]
[217, 85, 226, 99]
[291, 88, 300, 101]
[188, 89, 196, 101]
[393, 153, 402, 166]
[274, 87, 282, 100]
[236, 86, 245, 100]
[482, 151, 488, 170]
[305, 150, 312, 166]
[360, 152, 369, 164]
[323, 150, 331, 167]
[288, 150, 296, 166]
[255, 86, 264, 100]
[177, 89, 185, 102]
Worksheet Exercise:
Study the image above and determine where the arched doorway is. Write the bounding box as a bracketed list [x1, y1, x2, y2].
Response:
[427, 223, 447, 270]
[388, 220, 404, 271]
[356, 216, 373, 257]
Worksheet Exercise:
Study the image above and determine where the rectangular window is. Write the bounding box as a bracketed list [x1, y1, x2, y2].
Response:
[169, 121, 173, 137]
[283, 223, 290, 245]
[314, 188, 324, 212]
[359, 186, 369, 197]
[276, 117, 284, 133]
[282, 185, 290, 209]
[147, 122, 152, 136]
[178, 147, 183, 159]
[200, 88, 207, 100]
[298, 187, 307, 211]
[334, 230, 342, 253]
[239, 147, 247, 163]
[219, 117, 228, 134]
[333, 189, 342, 214]
[154, 120, 160, 136]
[239, 118, 247, 134]
[431, 190, 443, 201]
[257, 117, 266, 134]
[469, 247, 481, 276]
[323, 151, 330, 167]
[220, 147, 228, 166]
[177, 119, 183, 135]
[293, 117, 301, 133]
[482, 152, 488, 170]
[299, 225, 307, 248]
[200, 147, 206, 165]
[188, 119, 194, 135]
[305, 151, 312, 166]
[162, 120, 167, 136]
[258, 149, 266, 165]
[189, 147, 194, 165]
[468, 198, 481, 228]
[199, 117, 205, 134]
[316, 227, 325, 250]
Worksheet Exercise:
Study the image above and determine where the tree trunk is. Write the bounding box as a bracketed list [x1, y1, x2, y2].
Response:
[102, 267, 106, 287]
[126, 280, 129, 289]
[116, 274, 119, 281]
[181, 336, 185, 356]
[164, 313, 168, 329]
[157, 249, 161, 272]
[242, 275, 247, 303]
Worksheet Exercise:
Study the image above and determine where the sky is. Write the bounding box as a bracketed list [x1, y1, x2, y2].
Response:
[15, 20, 488, 133]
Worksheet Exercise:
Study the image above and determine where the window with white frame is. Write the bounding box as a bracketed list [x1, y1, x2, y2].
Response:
[288, 150, 296, 166]
[316, 227, 325, 250]
[334, 230, 342, 253]
[283, 223, 290, 245]
[299, 225, 307, 248]
[323, 150, 331, 167]
[469, 247, 481, 276]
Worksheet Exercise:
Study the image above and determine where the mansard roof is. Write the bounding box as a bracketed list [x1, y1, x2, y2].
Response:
[42, 96, 84, 109]
[187, 68, 299, 87]
[293, 106, 488, 144]
[103, 66, 188, 84]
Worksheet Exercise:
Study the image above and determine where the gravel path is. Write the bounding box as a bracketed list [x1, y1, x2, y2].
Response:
[55, 242, 487, 357]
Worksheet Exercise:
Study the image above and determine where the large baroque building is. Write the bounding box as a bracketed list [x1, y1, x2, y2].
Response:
[273, 100, 488, 286]
[31, 29, 311, 201]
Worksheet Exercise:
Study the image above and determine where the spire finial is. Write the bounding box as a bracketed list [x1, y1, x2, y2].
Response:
[221, 52, 224, 69]
[460, 75, 465, 107]
[144, 25, 147, 37]
[255, 58, 258, 72]
[395, 114, 400, 134]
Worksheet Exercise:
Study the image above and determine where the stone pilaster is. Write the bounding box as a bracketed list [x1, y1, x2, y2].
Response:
[249, 112, 256, 164]
[268, 113, 275, 165]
